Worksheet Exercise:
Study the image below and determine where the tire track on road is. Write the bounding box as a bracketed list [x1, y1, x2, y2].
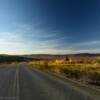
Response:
[12, 66, 20, 100]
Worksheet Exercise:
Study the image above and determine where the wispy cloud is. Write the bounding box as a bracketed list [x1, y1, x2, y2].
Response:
[0, 23, 100, 54]
[0, 24, 64, 54]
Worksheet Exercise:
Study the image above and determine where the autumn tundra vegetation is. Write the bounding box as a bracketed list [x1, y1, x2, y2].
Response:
[30, 55, 100, 88]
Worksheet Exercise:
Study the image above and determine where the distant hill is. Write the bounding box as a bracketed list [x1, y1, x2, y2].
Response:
[0, 53, 100, 62]
[70, 53, 100, 57]
[23, 53, 100, 60]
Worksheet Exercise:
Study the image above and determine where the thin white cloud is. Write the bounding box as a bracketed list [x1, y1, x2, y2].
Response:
[72, 40, 100, 47]
[74, 49, 100, 53]
[0, 24, 100, 54]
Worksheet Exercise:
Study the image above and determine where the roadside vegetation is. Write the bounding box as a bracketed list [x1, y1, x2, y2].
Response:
[29, 57, 100, 89]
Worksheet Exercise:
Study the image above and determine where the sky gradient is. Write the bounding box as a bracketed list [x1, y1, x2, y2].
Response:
[0, 0, 100, 54]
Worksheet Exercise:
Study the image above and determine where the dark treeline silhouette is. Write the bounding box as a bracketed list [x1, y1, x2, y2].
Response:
[0, 55, 33, 63]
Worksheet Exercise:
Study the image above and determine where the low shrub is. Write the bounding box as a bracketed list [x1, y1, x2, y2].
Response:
[88, 71, 100, 85]
[60, 68, 84, 79]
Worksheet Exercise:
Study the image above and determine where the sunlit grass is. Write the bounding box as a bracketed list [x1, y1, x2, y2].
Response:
[29, 60, 100, 87]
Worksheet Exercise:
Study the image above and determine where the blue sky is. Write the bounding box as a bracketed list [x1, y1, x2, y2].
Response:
[0, 0, 100, 54]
